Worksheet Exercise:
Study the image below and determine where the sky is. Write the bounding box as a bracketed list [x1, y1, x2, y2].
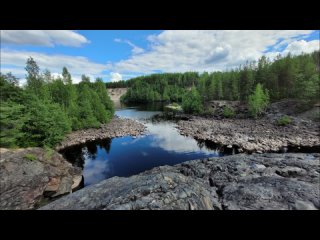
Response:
[1, 30, 319, 85]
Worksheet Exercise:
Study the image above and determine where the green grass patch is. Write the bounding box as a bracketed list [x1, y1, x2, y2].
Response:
[223, 106, 236, 118]
[44, 145, 54, 160]
[24, 153, 37, 161]
[276, 115, 293, 126]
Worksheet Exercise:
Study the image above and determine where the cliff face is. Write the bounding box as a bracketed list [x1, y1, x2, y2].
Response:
[40, 153, 319, 210]
[107, 88, 127, 108]
[0, 148, 82, 210]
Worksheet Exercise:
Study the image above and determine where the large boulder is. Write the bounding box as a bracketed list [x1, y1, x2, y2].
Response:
[40, 153, 319, 210]
[0, 147, 82, 210]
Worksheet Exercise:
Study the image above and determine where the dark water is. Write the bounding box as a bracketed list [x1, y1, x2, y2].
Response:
[61, 103, 230, 187]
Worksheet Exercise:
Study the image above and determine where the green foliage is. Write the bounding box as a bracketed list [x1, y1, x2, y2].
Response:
[201, 107, 215, 116]
[120, 73, 195, 103]
[119, 51, 319, 105]
[21, 98, 72, 147]
[0, 61, 114, 148]
[182, 87, 203, 114]
[1, 51, 319, 147]
[44, 145, 54, 159]
[276, 115, 293, 126]
[171, 102, 180, 107]
[24, 153, 37, 161]
[223, 106, 236, 118]
[0, 73, 24, 103]
[248, 84, 270, 118]
[0, 101, 26, 147]
[25, 57, 44, 97]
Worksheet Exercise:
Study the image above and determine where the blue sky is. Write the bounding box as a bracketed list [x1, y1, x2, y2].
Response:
[1, 30, 319, 85]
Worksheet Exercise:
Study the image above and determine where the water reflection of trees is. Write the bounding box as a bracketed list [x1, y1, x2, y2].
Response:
[60, 138, 113, 168]
[196, 140, 239, 155]
[86, 142, 98, 159]
[98, 138, 112, 154]
[197, 139, 221, 151]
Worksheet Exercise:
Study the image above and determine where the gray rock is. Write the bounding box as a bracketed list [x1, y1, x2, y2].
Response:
[40, 153, 319, 210]
[176, 117, 319, 153]
[55, 117, 146, 151]
[0, 148, 82, 210]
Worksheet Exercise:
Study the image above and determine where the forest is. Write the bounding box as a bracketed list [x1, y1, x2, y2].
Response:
[117, 51, 319, 109]
[0, 57, 114, 148]
[1, 51, 319, 148]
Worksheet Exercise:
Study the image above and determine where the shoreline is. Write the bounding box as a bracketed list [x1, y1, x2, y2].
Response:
[176, 116, 320, 153]
[55, 116, 146, 151]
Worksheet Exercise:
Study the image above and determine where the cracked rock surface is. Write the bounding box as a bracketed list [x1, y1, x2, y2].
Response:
[0, 148, 82, 210]
[40, 153, 319, 210]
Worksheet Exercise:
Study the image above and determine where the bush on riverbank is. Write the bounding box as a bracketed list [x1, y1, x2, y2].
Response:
[223, 106, 236, 118]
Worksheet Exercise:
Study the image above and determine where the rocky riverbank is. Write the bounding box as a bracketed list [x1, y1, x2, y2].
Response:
[176, 117, 319, 153]
[0, 148, 82, 210]
[40, 153, 319, 210]
[55, 117, 146, 151]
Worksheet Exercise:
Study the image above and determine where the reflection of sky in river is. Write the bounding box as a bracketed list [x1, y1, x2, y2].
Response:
[116, 108, 161, 121]
[66, 107, 222, 187]
[146, 122, 216, 154]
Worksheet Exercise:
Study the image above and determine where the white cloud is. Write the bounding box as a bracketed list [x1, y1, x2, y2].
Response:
[265, 39, 319, 60]
[110, 72, 122, 82]
[1, 31, 318, 85]
[114, 38, 144, 55]
[283, 39, 319, 55]
[1, 49, 106, 84]
[0, 30, 89, 47]
[111, 30, 316, 74]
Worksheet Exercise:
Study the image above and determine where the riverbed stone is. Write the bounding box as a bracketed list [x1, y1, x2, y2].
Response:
[176, 117, 319, 153]
[40, 153, 319, 210]
[55, 117, 146, 151]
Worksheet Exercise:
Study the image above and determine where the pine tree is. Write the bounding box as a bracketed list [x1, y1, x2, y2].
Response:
[25, 57, 43, 96]
[248, 83, 270, 118]
[62, 67, 72, 84]
[0, 101, 26, 147]
[182, 87, 203, 113]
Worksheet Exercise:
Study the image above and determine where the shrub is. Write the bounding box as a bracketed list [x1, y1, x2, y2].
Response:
[277, 115, 292, 126]
[248, 83, 269, 118]
[24, 153, 37, 161]
[171, 102, 179, 107]
[182, 87, 203, 114]
[223, 106, 235, 118]
[44, 145, 54, 159]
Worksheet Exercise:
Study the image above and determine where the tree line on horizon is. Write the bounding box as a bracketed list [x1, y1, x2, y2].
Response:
[108, 51, 319, 109]
[0, 58, 114, 148]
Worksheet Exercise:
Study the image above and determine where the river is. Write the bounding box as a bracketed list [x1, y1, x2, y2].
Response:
[61, 103, 231, 187]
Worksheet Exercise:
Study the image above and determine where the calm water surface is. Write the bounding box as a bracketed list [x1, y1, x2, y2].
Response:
[62, 103, 227, 187]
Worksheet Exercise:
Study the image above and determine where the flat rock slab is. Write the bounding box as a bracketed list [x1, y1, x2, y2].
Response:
[0, 148, 82, 210]
[40, 153, 319, 210]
